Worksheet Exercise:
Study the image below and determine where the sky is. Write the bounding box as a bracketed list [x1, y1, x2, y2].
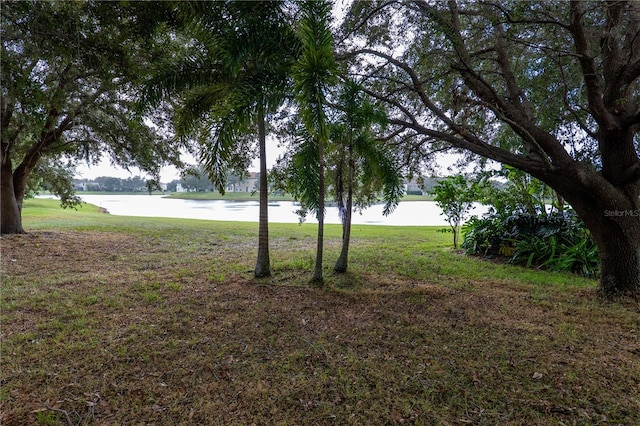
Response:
[74, 142, 474, 183]
[74, 136, 287, 183]
[74, 162, 182, 182]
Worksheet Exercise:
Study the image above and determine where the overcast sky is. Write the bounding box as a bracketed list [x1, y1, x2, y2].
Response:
[74, 136, 286, 182]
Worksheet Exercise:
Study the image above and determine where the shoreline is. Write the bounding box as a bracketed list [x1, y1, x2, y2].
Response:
[66, 191, 435, 202]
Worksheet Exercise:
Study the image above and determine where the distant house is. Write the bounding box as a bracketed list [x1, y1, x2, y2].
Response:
[73, 180, 88, 191]
[404, 179, 424, 195]
[176, 183, 185, 192]
[72, 179, 101, 191]
[404, 177, 440, 195]
[227, 172, 260, 193]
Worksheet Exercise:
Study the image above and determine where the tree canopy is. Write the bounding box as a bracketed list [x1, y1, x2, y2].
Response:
[343, 0, 640, 295]
[1, 1, 185, 233]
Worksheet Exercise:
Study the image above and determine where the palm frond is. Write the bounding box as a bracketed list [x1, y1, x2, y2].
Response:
[354, 133, 404, 216]
[292, 0, 337, 142]
[174, 83, 233, 136]
[198, 106, 254, 194]
[289, 132, 322, 215]
[139, 51, 227, 109]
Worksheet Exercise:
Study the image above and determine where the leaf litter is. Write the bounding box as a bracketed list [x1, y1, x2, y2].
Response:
[1, 229, 639, 425]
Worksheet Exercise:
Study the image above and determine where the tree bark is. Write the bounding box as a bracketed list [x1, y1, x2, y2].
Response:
[312, 137, 325, 285]
[585, 132, 639, 295]
[549, 161, 640, 297]
[451, 223, 459, 250]
[334, 143, 354, 273]
[594, 222, 640, 296]
[0, 154, 24, 234]
[0, 95, 24, 234]
[576, 199, 640, 296]
[254, 106, 271, 278]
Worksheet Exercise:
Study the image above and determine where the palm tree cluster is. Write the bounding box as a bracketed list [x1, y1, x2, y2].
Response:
[140, 0, 404, 284]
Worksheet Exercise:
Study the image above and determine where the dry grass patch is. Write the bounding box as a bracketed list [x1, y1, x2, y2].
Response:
[1, 226, 639, 425]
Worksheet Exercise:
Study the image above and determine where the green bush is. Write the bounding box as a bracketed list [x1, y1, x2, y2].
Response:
[462, 212, 600, 277]
[461, 213, 509, 256]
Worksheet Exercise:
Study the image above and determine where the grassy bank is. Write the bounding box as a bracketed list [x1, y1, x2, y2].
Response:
[163, 191, 434, 202]
[163, 191, 295, 201]
[70, 191, 167, 196]
[1, 199, 638, 425]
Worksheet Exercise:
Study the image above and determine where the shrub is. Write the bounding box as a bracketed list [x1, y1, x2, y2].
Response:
[462, 211, 600, 277]
[461, 213, 509, 257]
[431, 175, 482, 249]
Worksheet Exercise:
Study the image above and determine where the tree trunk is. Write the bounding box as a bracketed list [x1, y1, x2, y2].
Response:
[0, 156, 24, 234]
[0, 99, 25, 234]
[453, 225, 459, 249]
[312, 138, 325, 285]
[334, 144, 354, 273]
[587, 214, 640, 296]
[1, 103, 52, 235]
[590, 129, 640, 296]
[582, 195, 640, 296]
[557, 166, 640, 297]
[333, 182, 353, 273]
[254, 107, 270, 278]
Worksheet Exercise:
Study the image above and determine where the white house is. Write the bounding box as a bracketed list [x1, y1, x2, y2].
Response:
[227, 172, 260, 192]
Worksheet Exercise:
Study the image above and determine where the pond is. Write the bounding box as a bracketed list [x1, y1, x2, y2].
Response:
[76, 194, 489, 227]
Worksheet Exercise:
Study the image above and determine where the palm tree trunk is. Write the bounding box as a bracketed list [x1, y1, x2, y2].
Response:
[312, 137, 324, 285]
[335, 152, 345, 237]
[335, 142, 354, 273]
[254, 106, 270, 278]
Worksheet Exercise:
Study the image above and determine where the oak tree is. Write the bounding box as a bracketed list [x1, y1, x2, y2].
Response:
[1, 1, 183, 234]
[344, 0, 640, 296]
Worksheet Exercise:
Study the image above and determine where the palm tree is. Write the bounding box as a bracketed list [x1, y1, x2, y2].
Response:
[140, 1, 299, 278]
[292, 0, 338, 285]
[331, 81, 404, 273]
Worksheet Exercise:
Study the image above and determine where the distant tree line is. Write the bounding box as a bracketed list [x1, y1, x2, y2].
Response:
[74, 176, 151, 192]
[72, 169, 255, 193]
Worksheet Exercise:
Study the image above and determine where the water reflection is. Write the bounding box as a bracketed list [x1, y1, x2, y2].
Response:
[77, 194, 488, 226]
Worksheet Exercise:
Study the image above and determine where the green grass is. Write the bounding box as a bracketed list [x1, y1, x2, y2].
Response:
[74, 191, 167, 195]
[401, 193, 435, 201]
[162, 191, 295, 201]
[162, 191, 434, 202]
[1, 199, 638, 425]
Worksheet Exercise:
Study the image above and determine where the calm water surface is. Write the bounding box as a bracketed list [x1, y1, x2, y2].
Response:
[77, 194, 488, 226]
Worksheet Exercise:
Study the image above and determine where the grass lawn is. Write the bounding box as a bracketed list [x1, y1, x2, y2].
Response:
[163, 191, 295, 201]
[1, 199, 639, 425]
[162, 191, 434, 202]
